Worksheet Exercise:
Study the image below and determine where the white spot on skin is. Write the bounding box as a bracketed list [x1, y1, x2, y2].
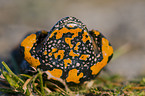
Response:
[44, 58, 48, 61]
[37, 57, 39, 60]
[45, 56, 48, 59]
[97, 54, 100, 58]
[57, 65, 59, 67]
[84, 64, 87, 67]
[58, 40, 61, 43]
[76, 63, 80, 66]
[47, 38, 49, 41]
[72, 65, 74, 68]
[94, 58, 97, 62]
[50, 65, 53, 68]
[55, 25, 59, 27]
[83, 76, 86, 78]
[60, 63, 63, 66]
[42, 60, 45, 63]
[81, 67, 84, 70]
[34, 43, 37, 46]
[52, 62, 55, 65]
[87, 50, 90, 53]
[98, 47, 100, 50]
[91, 46, 93, 50]
[45, 63, 49, 65]
[77, 70, 80, 73]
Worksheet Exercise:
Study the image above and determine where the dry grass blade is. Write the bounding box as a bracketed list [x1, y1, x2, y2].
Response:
[44, 87, 52, 93]
[45, 81, 67, 94]
[44, 71, 70, 92]
[22, 77, 32, 93]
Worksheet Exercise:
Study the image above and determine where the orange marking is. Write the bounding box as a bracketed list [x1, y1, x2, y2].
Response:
[74, 42, 80, 50]
[43, 50, 47, 55]
[68, 25, 73, 28]
[21, 34, 40, 68]
[66, 69, 83, 83]
[79, 54, 90, 60]
[82, 31, 91, 43]
[54, 50, 65, 59]
[65, 38, 73, 48]
[71, 28, 81, 38]
[92, 30, 100, 36]
[90, 38, 113, 75]
[49, 27, 82, 39]
[69, 50, 79, 58]
[48, 69, 63, 80]
[64, 58, 72, 67]
[49, 48, 57, 56]
[49, 27, 82, 48]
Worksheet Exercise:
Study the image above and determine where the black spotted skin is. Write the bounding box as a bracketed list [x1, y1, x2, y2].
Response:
[20, 16, 113, 84]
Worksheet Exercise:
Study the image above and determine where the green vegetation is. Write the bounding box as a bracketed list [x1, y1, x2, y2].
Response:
[0, 61, 145, 96]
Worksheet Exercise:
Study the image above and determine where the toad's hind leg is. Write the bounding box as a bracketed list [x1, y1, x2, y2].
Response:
[89, 30, 113, 75]
[20, 30, 48, 69]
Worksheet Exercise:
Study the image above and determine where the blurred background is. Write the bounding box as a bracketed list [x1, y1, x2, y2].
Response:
[0, 0, 145, 80]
